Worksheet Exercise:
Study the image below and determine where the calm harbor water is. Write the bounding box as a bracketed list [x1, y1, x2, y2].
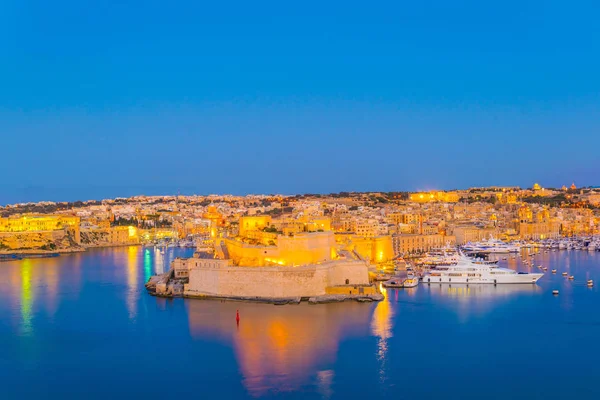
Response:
[1, 246, 600, 399]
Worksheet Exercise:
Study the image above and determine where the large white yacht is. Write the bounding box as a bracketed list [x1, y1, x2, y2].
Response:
[476, 236, 520, 253]
[461, 242, 486, 252]
[422, 253, 543, 284]
[418, 246, 460, 266]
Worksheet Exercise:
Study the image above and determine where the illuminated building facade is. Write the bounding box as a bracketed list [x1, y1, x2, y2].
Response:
[0, 215, 80, 233]
[392, 233, 455, 255]
[409, 191, 460, 203]
[0, 214, 81, 250]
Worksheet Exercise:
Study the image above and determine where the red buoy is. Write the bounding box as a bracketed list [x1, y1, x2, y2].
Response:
[236, 310, 240, 323]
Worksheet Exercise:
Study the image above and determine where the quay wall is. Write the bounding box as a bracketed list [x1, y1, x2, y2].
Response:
[184, 260, 369, 298]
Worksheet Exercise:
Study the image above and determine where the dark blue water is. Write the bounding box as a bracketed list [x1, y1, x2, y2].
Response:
[1, 246, 599, 399]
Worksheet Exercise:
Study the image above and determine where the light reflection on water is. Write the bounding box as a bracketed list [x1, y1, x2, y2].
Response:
[187, 300, 371, 397]
[371, 284, 393, 385]
[0, 247, 600, 399]
[19, 259, 33, 336]
[125, 246, 139, 320]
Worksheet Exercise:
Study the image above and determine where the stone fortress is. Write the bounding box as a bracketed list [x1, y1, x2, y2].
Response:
[163, 215, 389, 302]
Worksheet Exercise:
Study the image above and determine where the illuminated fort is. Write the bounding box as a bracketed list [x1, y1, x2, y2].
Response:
[171, 216, 383, 301]
[0, 214, 80, 232]
[0, 214, 81, 251]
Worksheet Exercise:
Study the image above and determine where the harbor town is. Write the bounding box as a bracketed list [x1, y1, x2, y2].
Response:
[3, 184, 600, 397]
[6, 2, 600, 397]
[2, 183, 600, 302]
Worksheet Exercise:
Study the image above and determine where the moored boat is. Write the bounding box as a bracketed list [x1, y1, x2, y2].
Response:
[403, 276, 419, 288]
[422, 252, 543, 284]
[382, 279, 403, 288]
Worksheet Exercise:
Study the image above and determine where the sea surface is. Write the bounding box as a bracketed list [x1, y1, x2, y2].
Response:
[1, 246, 599, 400]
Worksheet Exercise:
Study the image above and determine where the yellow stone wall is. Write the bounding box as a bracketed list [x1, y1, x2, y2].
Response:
[224, 231, 336, 267]
[80, 226, 140, 246]
[239, 216, 272, 237]
[0, 215, 80, 233]
[242, 230, 278, 245]
[0, 230, 68, 250]
[185, 260, 370, 298]
[351, 235, 394, 263]
[304, 217, 331, 232]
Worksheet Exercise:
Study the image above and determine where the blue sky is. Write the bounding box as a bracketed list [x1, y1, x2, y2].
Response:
[1, 1, 599, 204]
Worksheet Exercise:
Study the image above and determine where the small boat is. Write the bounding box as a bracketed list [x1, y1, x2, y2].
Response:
[542, 267, 548, 271]
[562, 272, 568, 276]
[588, 280, 594, 287]
[403, 277, 419, 288]
[382, 279, 403, 288]
[537, 265, 543, 269]
[551, 269, 557, 274]
[374, 274, 392, 281]
[552, 290, 559, 295]
[568, 276, 574, 280]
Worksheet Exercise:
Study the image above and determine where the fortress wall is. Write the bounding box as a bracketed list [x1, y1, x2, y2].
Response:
[185, 260, 369, 299]
[186, 264, 327, 297]
[224, 239, 279, 266]
[326, 261, 370, 286]
[224, 232, 336, 267]
[0, 230, 67, 250]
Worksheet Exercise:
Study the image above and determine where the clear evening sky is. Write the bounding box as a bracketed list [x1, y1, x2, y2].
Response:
[1, 1, 599, 204]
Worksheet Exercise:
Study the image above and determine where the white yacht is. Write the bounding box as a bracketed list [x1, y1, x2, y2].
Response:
[461, 242, 485, 252]
[422, 253, 543, 284]
[419, 246, 460, 266]
[477, 237, 520, 253]
[403, 276, 419, 288]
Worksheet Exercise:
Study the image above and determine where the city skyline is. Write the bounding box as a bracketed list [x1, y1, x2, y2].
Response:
[0, 179, 594, 205]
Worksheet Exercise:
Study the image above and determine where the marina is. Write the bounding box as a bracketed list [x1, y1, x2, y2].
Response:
[1, 246, 600, 399]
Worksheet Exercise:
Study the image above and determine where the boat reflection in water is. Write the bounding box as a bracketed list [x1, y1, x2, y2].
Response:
[187, 300, 373, 397]
[422, 283, 541, 320]
[423, 283, 541, 298]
